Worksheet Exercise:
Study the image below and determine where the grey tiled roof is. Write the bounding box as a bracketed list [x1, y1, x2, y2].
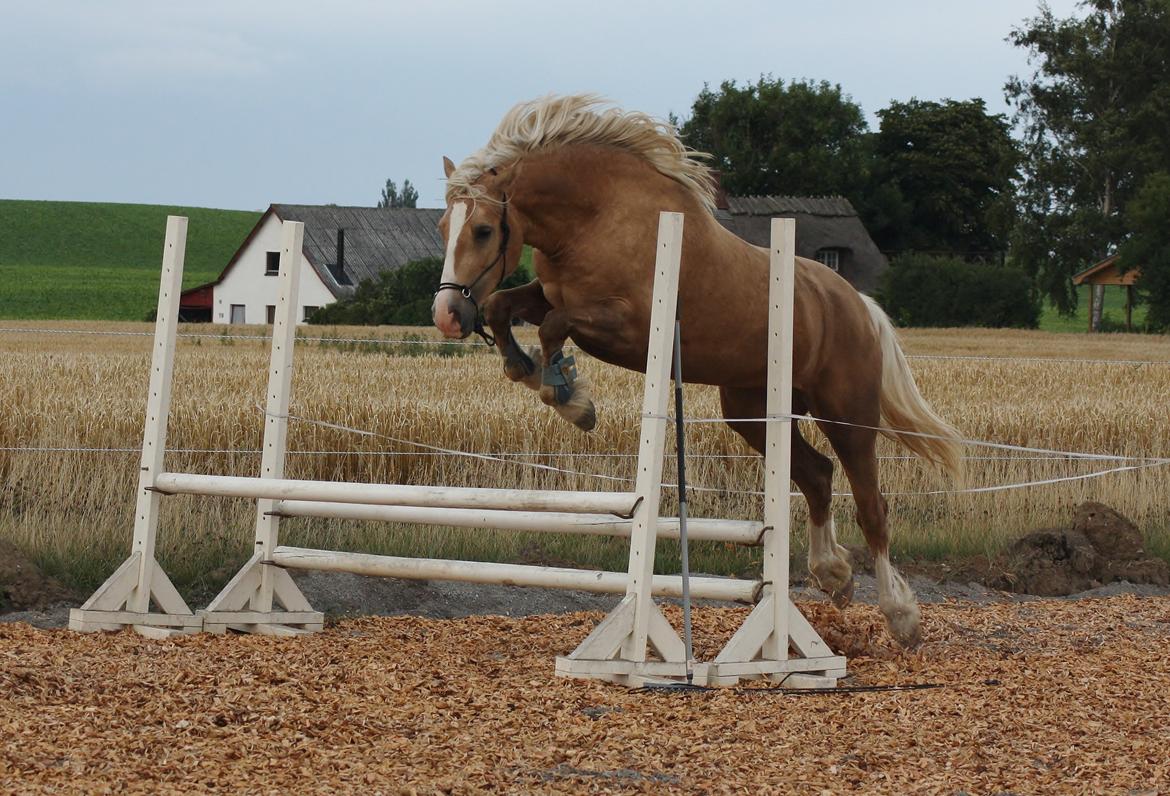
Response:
[272, 205, 445, 298]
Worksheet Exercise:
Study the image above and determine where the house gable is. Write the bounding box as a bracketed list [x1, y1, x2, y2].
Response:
[211, 211, 337, 325]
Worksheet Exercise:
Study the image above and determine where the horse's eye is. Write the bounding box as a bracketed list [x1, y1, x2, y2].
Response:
[473, 225, 493, 242]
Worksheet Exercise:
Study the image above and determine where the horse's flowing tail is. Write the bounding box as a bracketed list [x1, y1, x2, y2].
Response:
[860, 296, 965, 483]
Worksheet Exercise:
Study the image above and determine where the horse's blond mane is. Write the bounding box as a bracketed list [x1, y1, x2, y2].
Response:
[446, 94, 716, 212]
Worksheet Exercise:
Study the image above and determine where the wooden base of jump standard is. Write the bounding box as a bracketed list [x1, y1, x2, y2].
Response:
[68, 552, 202, 639]
[199, 552, 324, 636]
[555, 592, 845, 688]
[555, 660, 845, 690]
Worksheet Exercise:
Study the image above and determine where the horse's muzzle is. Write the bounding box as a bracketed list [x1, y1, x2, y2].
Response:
[432, 291, 476, 339]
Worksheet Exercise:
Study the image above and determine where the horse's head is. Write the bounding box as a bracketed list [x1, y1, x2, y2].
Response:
[432, 156, 523, 339]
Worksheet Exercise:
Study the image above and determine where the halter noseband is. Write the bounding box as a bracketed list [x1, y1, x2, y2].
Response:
[435, 193, 510, 346]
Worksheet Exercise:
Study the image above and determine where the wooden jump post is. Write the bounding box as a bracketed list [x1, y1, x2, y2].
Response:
[68, 216, 203, 638]
[71, 212, 845, 688]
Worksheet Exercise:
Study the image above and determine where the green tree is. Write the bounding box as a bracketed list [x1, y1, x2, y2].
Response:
[678, 77, 870, 198]
[879, 253, 1039, 328]
[1006, 0, 1170, 315]
[868, 99, 1019, 257]
[1120, 172, 1170, 330]
[378, 178, 419, 209]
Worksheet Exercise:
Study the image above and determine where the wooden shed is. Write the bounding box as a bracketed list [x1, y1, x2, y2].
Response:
[1072, 255, 1140, 332]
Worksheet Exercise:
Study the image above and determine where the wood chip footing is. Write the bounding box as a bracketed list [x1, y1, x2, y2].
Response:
[3, 596, 1169, 794]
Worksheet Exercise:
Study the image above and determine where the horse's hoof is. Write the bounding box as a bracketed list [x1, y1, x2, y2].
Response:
[883, 604, 922, 649]
[810, 551, 854, 608]
[503, 347, 536, 382]
[559, 400, 596, 432]
[830, 578, 854, 609]
[877, 559, 921, 649]
[543, 376, 597, 432]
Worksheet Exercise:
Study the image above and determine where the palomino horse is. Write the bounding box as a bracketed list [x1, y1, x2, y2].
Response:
[432, 95, 962, 647]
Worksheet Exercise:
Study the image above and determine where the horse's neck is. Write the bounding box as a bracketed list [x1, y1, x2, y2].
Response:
[514, 147, 702, 293]
[514, 147, 694, 253]
[510, 149, 607, 257]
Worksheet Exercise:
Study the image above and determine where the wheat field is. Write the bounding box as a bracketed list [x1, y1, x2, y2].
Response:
[1, 321, 1168, 594]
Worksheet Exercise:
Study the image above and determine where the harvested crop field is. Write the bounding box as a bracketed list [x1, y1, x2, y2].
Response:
[4, 321, 1170, 595]
[3, 596, 1168, 794]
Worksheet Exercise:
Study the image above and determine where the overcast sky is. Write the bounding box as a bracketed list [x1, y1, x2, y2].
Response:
[1, 0, 1081, 211]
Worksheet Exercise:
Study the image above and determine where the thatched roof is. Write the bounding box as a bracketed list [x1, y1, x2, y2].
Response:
[716, 195, 887, 292]
[726, 195, 856, 217]
[271, 205, 445, 298]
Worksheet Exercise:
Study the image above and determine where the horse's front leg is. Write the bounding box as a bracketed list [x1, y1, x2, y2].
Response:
[536, 308, 596, 432]
[482, 279, 551, 391]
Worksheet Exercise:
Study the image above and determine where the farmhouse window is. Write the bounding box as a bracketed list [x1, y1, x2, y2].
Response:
[815, 248, 840, 272]
[229, 304, 246, 324]
[303, 305, 320, 321]
[266, 305, 276, 324]
[265, 251, 280, 275]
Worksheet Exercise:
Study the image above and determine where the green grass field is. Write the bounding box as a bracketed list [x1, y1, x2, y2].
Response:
[0, 200, 260, 320]
[1039, 284, 1147, 332]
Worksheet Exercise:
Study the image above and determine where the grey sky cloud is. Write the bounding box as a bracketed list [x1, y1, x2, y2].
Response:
[1, 0, 1079, 211]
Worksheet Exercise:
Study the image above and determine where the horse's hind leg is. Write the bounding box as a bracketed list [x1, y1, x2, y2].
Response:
[536, 308, 596, 432]
[482, 279, 551, 390]
[818, 416, 921, 648]
[719, 388, 853, 606]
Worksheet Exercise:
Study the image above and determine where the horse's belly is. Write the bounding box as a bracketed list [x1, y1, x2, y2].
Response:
[570, 335, 647, 374]
[572, 333, 768, 388]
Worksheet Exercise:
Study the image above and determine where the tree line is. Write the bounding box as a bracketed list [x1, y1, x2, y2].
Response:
[676, 0, 1170, 330]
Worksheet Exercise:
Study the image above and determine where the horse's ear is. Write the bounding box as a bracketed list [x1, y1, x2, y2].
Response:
[492, 161, 521, 192]
[442, 156, 456, 178]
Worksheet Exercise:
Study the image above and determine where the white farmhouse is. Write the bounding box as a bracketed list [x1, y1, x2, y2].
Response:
[180, 204, 445, 324]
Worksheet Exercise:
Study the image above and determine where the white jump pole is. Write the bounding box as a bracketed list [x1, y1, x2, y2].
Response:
[271, 501, 764, 545]
[555, 212, 693, 685]
[623, 211, 686, 664]
[764, 216, 796, 659]
[200, 220, 324, 635]
[70, 216, 202, 638]
[272, 547, 759, 602]
[154, 473, 639, 516]
[706, 217, 845, 687]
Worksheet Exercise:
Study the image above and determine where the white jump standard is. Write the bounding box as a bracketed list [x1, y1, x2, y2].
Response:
[71, 212, 846, 688]
[68, 216, 202, 638]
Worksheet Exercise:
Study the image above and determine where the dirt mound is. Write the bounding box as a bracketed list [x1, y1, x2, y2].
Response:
[991, 502, 1169, 596]
[0, 541, 74, 612]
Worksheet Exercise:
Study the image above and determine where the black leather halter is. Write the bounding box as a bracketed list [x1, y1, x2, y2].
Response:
[435, 194, 510, 346]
